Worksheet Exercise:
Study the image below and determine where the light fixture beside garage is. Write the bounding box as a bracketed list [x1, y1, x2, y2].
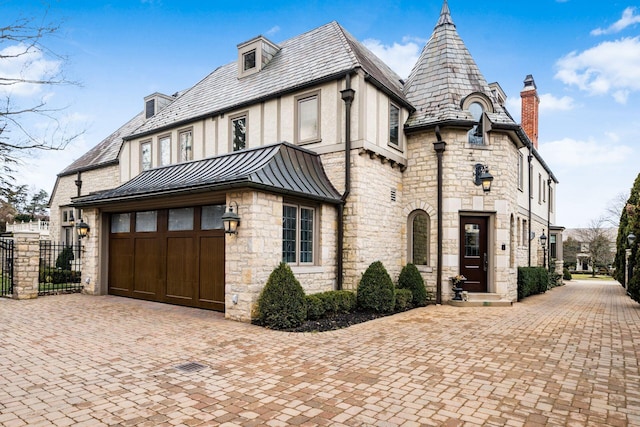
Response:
[76, 219, 90, 239]
[222, 201, 241, 234]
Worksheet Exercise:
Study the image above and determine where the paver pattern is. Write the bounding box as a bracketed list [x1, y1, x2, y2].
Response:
[1, 280, 639, 426]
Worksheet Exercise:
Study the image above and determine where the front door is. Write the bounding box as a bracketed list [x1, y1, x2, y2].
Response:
[459, 216, 488, 292]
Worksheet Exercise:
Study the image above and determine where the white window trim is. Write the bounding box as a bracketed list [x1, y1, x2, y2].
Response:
[294, 91, 321, 145]
[140, 139, 152, 171]
[178, 128, 194, 162]
[158, 134, 171, 166]
[388, 102, 402, 152]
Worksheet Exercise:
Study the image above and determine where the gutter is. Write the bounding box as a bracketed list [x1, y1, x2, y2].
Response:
[433, 126, 446, 305]
[528, 149, 533, 266]
[338, 73, 355, 290]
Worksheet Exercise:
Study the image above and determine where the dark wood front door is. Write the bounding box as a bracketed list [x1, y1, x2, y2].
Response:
[459, 216, 488, 292]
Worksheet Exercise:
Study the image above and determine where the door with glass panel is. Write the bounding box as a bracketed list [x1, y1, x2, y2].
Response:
[459, 216, 488, 292]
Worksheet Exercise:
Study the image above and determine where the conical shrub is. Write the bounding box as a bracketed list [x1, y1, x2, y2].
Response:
[256, 262, 306, 329]
[357, 261, 395, 313]
[397, 263, 429, 307]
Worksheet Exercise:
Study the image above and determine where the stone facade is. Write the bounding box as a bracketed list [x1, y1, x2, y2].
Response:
[12, 232, 40, 300]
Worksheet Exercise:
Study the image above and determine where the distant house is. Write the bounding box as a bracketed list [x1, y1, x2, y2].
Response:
[49, 1, 562, 321]
[563, 228, 617, 272]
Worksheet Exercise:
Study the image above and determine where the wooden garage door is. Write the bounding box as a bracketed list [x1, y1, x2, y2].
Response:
[108, 206, 225, 311]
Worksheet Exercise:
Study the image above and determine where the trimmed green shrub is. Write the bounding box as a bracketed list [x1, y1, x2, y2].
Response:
[394, 288, 413, 311]
[397, 263, 429, 307]
[563, 268, 572, 281]
[357, 261, 395, 313]
[315, 290, 356, 314]
[55, 246, 74, 270]
[517, 267, 549, 300]
[305, 295, 324, 320]
[256, 263, 307, 329]
[39, 267, 81, 284]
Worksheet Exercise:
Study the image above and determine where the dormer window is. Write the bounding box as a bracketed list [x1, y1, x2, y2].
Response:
[237, 35, 280, 78]
[145, 99, 155, 119]
[144, 92, 175, 120]
[461, 93, 493, 147]
[243, 50, 256, 71]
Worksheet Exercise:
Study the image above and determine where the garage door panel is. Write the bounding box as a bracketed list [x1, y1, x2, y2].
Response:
[133, 238, 162, 298]
[166, 237, 197, 301]
[199, 236, 225, 310]
[109, 238, 133, 294]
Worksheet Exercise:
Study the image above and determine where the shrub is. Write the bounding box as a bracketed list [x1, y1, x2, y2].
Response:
[517, 267, 549, 300]
[394, 288, 413, 311]
[256, 263, 307, 329]
[357, 261, 395, 313]
[563, 268, 572, 281]
[318, 290, 356, 314]
[55, 246, 75, 270]
[397, 263, 428, 307]
[39, 267, 81, 284]
[305, 295, 324, 320]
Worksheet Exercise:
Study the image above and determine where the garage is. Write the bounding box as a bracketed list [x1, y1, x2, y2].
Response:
[108, 205, 225, 311]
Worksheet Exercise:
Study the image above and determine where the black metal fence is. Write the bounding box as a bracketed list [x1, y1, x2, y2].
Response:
[39, 242, 83, 295]
[0, 238, 14, 297]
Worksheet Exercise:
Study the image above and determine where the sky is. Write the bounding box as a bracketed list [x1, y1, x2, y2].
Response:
[2, 0, 639, 229]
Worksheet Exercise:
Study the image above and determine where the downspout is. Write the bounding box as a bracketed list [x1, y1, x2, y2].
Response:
[434, 126, 446, 305]
[527, 150, 533, 266]
[547, 177, 552, 270]
[338, 73, 355, 290]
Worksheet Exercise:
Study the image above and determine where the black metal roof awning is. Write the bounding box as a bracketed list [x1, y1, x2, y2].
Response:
[72, 142, 342, 207]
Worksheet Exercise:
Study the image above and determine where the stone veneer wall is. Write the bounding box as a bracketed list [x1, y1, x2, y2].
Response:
[12, 232, 40, 299]
[49, 166, 120, 242]
[78, 208, 101, 295]
[224, 190, 338, 322]
[405, 128, 522, 302]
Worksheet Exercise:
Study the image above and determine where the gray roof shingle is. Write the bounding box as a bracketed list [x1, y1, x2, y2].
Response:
[130, 21, 408, 138]
[403, 1, 514, 129]
[72, 142, 342, 206]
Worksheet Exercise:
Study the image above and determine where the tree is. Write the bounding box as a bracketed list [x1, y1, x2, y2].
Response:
[613, 173, 640, 292]
[605, 191, 629, 227]
[577, 216, 615, 277]
[1, 10, 82, 192]
[562, 236, 581, 268]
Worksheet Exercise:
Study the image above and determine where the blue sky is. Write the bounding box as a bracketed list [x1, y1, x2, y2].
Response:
[3, 0, 640, 228]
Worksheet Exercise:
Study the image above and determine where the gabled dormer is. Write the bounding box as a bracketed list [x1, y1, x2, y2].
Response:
[237, 35, 280, 78]
[144, 92, 175, 120]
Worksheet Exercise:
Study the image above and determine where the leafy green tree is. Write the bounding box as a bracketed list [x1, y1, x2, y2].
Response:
[613, 173, 640, 297]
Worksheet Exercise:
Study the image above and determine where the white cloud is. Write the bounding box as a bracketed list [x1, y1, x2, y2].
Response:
[539, 137, 633, 167]
[362, 37, 423, 79]
[0, 43, 61, 97]
[591, 7, 640, 35]
[555, 36, 640, 103]
[266, 26, 280, 37]
[539, 93, 575, 112]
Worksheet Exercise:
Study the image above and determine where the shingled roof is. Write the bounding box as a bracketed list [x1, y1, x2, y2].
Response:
[403, 1, 514, 129]
[72, 142, 342, 206]
[130, 21, 408, 139]
[58, 112, 145, 177]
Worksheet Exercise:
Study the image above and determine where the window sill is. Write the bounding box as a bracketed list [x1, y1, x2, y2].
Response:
[387, 142, 404, 153]
[416, 265, 433, 273]
[298, 138, 322, 146]
[290, 265, 325, 275]
[465, 143, 490, 150]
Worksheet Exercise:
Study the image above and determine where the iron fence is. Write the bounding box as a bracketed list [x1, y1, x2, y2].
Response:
[39, 242, 83, 295]
[0, 238, 14, 297]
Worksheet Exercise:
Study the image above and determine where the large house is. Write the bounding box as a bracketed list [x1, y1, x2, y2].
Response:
[50, 1, 562, 321]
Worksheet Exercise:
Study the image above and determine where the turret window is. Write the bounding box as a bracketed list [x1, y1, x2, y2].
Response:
[467, 102, 484, 145]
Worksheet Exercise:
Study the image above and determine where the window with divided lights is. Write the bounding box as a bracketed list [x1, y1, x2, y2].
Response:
[179, 130, 193, 162]
[409, 210, 430, 265]
[141, 141, 152, 171]
[282, 204, 315, 265]
[231, 115, 247, 151]
[389, 103, 400, 148]
[243, 49, 256, 71]
[296, 93, 319, 143]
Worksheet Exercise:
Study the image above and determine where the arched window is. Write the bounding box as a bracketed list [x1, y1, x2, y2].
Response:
[467, 101, 484, 145]
[409, 210, 430, 266]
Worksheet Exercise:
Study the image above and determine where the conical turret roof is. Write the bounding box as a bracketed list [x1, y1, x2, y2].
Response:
[404, 1, 514, 128]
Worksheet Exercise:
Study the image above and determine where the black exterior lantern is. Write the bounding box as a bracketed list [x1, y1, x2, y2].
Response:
[222, 202, 241, 235]
[76, 219, 90, 239]
[474, 163, 493, 193]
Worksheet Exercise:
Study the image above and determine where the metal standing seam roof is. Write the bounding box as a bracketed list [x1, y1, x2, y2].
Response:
[403, 1, 515, 129]
[72, 143, 342, 207]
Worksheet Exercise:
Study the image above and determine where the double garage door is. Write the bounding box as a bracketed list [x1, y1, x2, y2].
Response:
[108, 205, 225, 311]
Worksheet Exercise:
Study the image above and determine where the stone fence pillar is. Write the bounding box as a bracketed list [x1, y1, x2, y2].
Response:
[12, 231, 41, 299]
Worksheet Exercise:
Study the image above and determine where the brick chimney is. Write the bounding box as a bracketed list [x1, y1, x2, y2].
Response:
[520, 74, 539, 149]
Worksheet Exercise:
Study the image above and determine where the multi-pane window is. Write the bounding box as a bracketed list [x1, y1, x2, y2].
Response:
[136, 211, 157, 232]
[282, 204, 315, 265]
[159, 135, 171, 166]
[464, 224, 480, 257]
[410, 211, 429, 265]
[141, 141, 152, 171]
[243, 49, 256, 71]
[467, 102, 484, 145]
[179, 130, 193, 162]
[550, 234, 557, 259]
[297, 94, 319, 143]
[231, 115, 247, 151]
[168, 208, 194, 231]
[550, 187, 554, 212]
[111, 213, 131, 233]
[538, 173, 543, 204]
[389, 103, 399, 147]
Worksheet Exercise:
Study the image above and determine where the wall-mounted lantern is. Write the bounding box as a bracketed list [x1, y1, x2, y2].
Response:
[222, 202, 241, 235]
[473, 163, 493, 193]
[628, 233, 636, 247]
[76, 219, 90, 239]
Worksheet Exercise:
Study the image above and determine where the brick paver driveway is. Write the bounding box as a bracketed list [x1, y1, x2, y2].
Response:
[1, 280, 639, 426]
